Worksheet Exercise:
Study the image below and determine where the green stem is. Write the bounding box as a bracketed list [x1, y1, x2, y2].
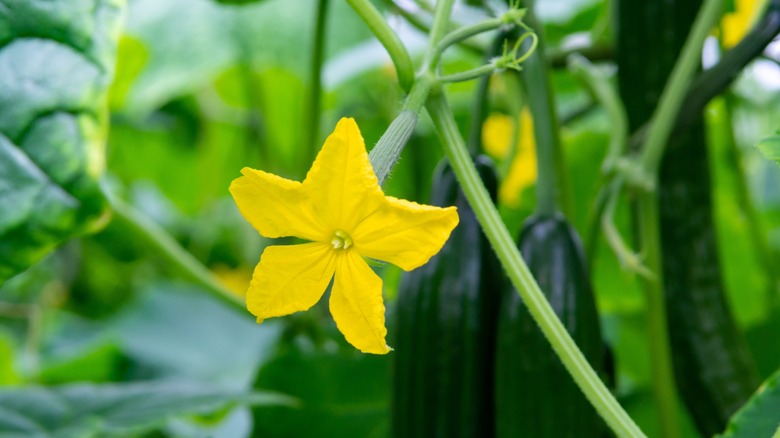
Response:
[466, 33, 507, 155]
[433, 17, 503, 58]
[438, 64, 496, 83]
[421, 0, 456, 72]
[514, 1, 571, 217]
[568, 55, 628, 174]
[602, 4, 727, 431]
[501, 70, 525, 177]
[346, 0, 415, 91]
[627, 2, 724, 436]
[109, 197, 244, 311]
[369, 76, 433, 185]
[636, 191, 680, 438]
[425, 91, 645, 438]
[637, 0, 724, 180]
[389, 0, 489, 56]
[305, 0, 329, 163]
[430, 10, 524, 68]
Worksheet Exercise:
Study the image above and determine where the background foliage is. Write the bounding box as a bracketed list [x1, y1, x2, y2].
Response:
[1, 0, 779, 436]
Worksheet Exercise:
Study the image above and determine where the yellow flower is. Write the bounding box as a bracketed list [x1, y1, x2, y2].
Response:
[229, 118, 459, 354]
[482, 109, 537, 207]
[721, 0, 765, 48]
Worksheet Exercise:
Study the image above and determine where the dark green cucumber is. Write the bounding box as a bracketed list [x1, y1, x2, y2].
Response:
[392, 156, 502, 438]
[495, 214, 605, 437]
[616, 0, 761, 435]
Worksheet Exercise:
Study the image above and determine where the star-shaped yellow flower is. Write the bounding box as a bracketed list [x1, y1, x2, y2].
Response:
[229, 118, 459, 354]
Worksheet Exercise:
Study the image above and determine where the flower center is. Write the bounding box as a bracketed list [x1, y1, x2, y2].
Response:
[331, 229, 353, 250]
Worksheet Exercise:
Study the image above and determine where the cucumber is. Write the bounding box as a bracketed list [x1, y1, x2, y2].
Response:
[495, 213, 605, 437]
[616, 0, 760, 434]
[391, 156, 502, 438]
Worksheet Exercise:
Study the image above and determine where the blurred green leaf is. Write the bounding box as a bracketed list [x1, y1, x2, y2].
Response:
[719, 368, 780, 438]
[0, 380, 294, 438]
[0, 0, 125, 282]
[39, 343, 122, 384]
[252, 335, 390, 437]
[36, 311, 127, 385]
[0, 333, 20, 385]
[109, 283, 280, 388]
[118, 0, 373, 116]
[757, 133, 780, 165]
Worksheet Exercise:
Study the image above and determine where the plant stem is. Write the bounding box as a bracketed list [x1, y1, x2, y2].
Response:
[346, 0, 415, 92]
[390, 0, 493, 56]
[304, 0, 330, 163]
[426, 91, 645, 438]
[430, 11, 524, 69]
[466, 33, 507, 155]
[637, 0, 724, 179]
[568, 55, 628, 174]
[369, 76, 434, 185]
[636, 190, 680, 438]
[421, 0, 456, 72]
[627, 2, 723, 436]
[515, 0, 570, 217]
[109, 197, 244, 311]
[438, 64, 496, 83]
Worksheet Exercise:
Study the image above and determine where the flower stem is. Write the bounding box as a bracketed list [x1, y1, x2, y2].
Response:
[369, 74, 434, 185]
[304, 0, 330, 163]
[425, 90, 645, 438]
[346, 0, 415, 91]
[109, 196, 244, 311]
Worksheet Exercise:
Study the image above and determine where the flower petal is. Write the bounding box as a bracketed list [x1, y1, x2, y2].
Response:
[352, 196, 459, 271]
[302, 117, 384, 233]
[330, 250, 391, 354]
[230, 167, 326, 241]
[247, 243, 336, 321]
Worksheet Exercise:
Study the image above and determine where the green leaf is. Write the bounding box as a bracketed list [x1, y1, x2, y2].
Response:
[719, 368, 780, 438]
[117, 0, 374, 115]
[0, 333, 20, 386]
[757, 133, 780, 165]
[252, 334, 390, 437]
[0, 0, 125, 282]
[35, 310, 128, 385]
[0, 381, 295, 438]
[110, 283, 281, 387]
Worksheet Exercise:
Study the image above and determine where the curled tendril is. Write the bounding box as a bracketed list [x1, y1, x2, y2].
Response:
[494, 30, 538, 72]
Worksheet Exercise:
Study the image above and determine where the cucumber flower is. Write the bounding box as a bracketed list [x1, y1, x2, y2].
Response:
[482, 108, 537, 207]
[230, 118, 459, 354]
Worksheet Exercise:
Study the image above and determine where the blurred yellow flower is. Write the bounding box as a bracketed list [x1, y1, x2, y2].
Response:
[229, 118, 459, 354]
[482, 108, 537, 207]
[721, 0, 766, 48]
[212, 265, 252, 297]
